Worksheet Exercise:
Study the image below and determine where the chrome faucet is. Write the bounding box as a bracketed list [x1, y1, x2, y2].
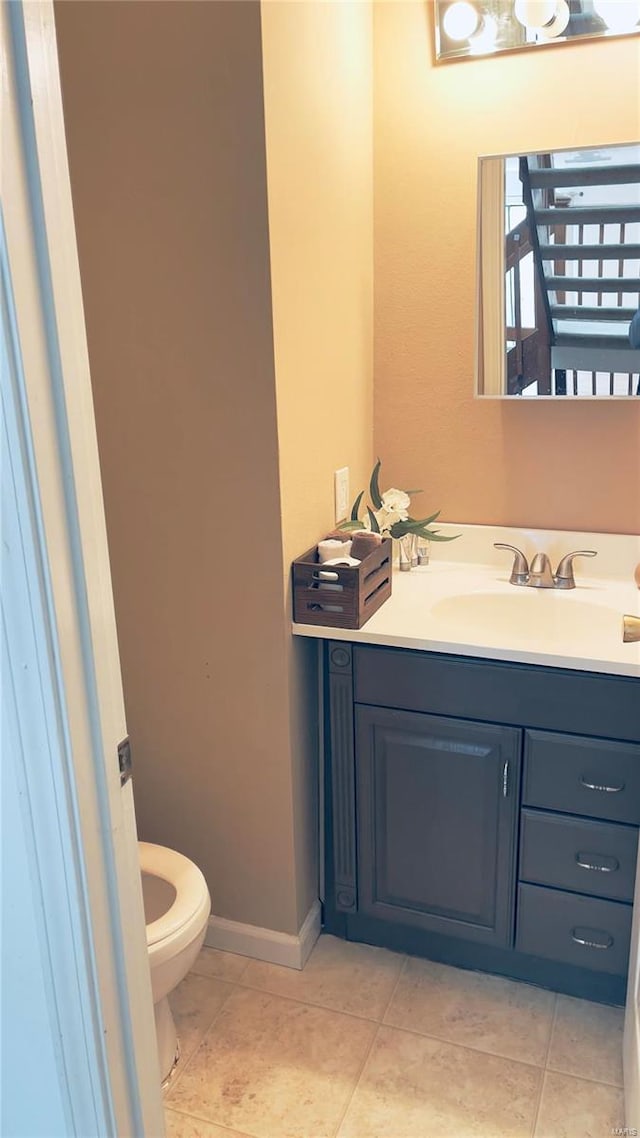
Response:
[494, 544, 529, 585]
[528, 552, 555, 588]
[554, 550, 598, 589]
[494, 544, 597, 589]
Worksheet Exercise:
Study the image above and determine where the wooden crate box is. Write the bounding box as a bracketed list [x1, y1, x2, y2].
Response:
[292, 538, 392, 629]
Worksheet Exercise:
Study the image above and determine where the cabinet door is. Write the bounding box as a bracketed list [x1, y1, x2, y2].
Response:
[355, 706, 521, 946]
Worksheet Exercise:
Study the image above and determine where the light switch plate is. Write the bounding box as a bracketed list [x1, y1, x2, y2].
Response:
[334, 467, 350, 523]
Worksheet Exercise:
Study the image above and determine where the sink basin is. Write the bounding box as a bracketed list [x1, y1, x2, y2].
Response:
[429, 591, 622, 647]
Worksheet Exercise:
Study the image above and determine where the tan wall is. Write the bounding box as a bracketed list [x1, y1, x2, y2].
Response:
[55, 0, 374, 937]
[261, 0, 374, 919]
[55, 0, 300, 933]
[374, 2, 640, 534]
[262, 0, 374, 560]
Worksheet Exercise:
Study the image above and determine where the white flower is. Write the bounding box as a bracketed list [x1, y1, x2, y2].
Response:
[373, 488, 411, 534]
[381, 488, 410, 515]
[340, 461, 455, 547]
[374, 505, 407, 534]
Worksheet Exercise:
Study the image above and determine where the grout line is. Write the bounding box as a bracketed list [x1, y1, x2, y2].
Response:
[542, 993, 558, 1070]
[529, 993, 557, 1138]
[530, 1069, 547, 1138]
[537, 1067, 627, 1093]
[165, 1102, 262, 1138]
[543, 994, 625, 1090]
[542, 1064, 625, 1090]
[190, 960, 252, 985]
[331, 1022, 381, 1138]
[191, 946, 252, 985]
[227, 955, 408, 1027]
[216, 974, 397, 1026]
[379, 952, 409, 1024]
[373, 1018, 548, 1075]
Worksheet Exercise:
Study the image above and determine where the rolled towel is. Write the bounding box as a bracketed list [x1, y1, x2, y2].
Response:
[323, 555, 361, 568]
[318, 538, 353, 563]
[351, 532, 383, 560]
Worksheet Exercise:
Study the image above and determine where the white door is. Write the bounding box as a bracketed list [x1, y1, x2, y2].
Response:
[2, 3, 163, 1134]
[624, 845, 640, 1130]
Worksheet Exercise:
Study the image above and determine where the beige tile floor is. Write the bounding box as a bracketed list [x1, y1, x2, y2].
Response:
[163, 934, 625, 1138]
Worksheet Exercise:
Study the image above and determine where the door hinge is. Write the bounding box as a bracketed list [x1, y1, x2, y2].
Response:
[118, 736, 132, 787]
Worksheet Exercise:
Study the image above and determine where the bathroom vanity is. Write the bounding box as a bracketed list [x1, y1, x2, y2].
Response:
[293, 526, 640, 1005]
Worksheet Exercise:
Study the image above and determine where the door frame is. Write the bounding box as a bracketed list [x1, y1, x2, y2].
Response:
[3, 3, 163, 1133]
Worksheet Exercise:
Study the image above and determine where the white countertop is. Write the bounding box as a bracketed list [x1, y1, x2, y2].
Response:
[292, 524, 640, 679]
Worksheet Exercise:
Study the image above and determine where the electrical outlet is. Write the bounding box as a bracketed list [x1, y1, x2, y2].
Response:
[334, 467, 350, 523]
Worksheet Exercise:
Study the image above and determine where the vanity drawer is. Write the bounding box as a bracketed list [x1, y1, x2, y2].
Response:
[516, 883, 632, 976]
[352, 646, 640, 742]
[523, 730, 640, 825]
[520, 809, 638, 903]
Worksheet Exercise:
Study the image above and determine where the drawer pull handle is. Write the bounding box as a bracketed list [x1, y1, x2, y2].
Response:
[576, 853, 619, 874]
[571, 928, 614, 950]
[580, 777, 625, 793]
[502, 760, 509, 798]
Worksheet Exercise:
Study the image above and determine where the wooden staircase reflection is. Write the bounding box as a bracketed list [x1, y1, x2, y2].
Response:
[522, 156, 640, 395]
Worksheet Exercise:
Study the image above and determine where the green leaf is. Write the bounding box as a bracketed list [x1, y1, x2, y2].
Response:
[416, 531, 461, 542]
[337, 520, 365, 532]
[367, 507, 380, 533]
[369, 459, 383, 510]
[400, 511, 441, 532]
[350, 489, 364, 521]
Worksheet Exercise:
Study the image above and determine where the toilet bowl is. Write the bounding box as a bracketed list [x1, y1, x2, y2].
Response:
[140, 841, 211, 1082]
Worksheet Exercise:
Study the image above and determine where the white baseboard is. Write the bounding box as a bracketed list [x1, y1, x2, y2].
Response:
[204, 899, 321, 971]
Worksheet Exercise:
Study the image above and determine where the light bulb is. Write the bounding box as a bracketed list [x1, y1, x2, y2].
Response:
[442, 1, 480, 41]
[538, 0, 570, 37]
[513, 0, 557, 29]
[469, 14, 499, 52]
[593, 0, 640, 32]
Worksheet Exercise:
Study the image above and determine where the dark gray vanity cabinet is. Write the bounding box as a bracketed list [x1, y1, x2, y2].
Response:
[324, 640, 640, 1005]
[355, 707, 520, 947]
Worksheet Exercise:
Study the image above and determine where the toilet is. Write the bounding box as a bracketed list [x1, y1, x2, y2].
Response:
[140, 841, 211, 1082]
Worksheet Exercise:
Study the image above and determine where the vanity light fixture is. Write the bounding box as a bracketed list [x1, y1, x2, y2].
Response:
[434, 0, 640, 61]
[513, 0, 557, 28]
[468, 15, 500, 51]
[540, 2, 571, 37]
[442, 0, 481, 39]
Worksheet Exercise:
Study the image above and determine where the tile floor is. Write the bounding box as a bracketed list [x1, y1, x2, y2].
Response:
[163, 934, 625, 1138]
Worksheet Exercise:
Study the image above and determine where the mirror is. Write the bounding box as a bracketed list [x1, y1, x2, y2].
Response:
[476, 141, 640, 397]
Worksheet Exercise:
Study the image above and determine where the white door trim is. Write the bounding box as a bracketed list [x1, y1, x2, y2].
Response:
[3, 3, 163, 1133]
[3, 216, 115, 1134]
[624, 842, 640, 1129]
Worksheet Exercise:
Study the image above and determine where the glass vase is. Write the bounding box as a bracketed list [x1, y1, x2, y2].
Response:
[395, 532, 418, 571]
